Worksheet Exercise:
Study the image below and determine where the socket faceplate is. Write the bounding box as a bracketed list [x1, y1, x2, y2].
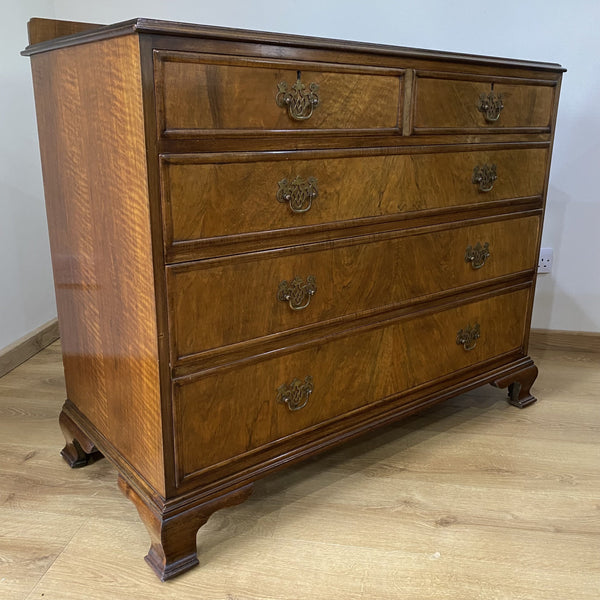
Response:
[538, 247, 553, 274]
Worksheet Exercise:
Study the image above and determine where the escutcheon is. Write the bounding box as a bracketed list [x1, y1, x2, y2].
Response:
[277, 176, 318, 213]
[278, 275, 317, 310]
[465, 242, 491, 269]
[276, 75, 320, 121]
[277, 376, 314, 411]
[456, 323, 481, 351]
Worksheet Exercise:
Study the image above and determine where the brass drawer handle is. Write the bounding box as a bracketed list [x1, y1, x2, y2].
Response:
[278, 275, 317, 311]
[457, 323, 481, 351]
[277, 375, 314, 411]
[472, 164, 497, 192]
[478, 91, 504, 122]
[276, 74, 319, 121]
[277, 176, 318, 214]
[465, 242, 490, 269]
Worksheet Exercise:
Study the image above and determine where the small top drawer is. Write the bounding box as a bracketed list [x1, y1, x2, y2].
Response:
[154, 51, 403, 137]
[413, 72, 556, 133]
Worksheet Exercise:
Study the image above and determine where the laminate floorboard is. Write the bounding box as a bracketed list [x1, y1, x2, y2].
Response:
[1, 341, 598, 599]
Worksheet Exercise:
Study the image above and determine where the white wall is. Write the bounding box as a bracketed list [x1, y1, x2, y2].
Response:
[3, 0, 600, 351]
[0, 0, 57, 350]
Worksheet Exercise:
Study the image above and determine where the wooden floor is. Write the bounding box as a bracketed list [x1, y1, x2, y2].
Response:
[1, 341, 599, 599]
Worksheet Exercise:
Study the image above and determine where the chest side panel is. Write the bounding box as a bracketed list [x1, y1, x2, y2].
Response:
[30, 34, 165, 495]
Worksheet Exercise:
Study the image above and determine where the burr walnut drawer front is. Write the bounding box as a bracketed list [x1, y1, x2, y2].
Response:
[174, 286, 531, 480]
[154, 51, 403, 137]
[162, 147, 547, 257]
[167, 214, 540, 361]
[413, 73, 556, 132]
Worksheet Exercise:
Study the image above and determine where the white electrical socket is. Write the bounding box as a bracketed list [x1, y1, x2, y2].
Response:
[538, 247, 553, 274]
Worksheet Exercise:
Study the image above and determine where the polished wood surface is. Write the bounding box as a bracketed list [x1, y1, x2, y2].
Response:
[58, 409, 104, 468]
[175, 287, 531, 479]
[119, 475, 254, 581]
[168, 216, 539, 358]
[23, 17, 566, 74]
[26, 17, 101, 46]
[24, 17, 563, 581]
[29, 34, 165, 495]
[156, 51, 403, 135]
[162, 146, 547, 252]
[492, 362, 539, 408]
[413, 75, 556, 132]
[1, 342, 598, 598]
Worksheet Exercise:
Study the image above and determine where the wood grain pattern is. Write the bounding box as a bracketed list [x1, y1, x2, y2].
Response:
[4, 343, 598, 599]
[162, 146, 548, 252]
[27, 17, 101, 46]
[29, 35, 165, 495]
[174, 287, 531, 480]
[0, 509, 86, 600]
[119, 475, 254, 581]
[155, 51, 403, 135]
[168, 215, 540, 359]
[414, 75, 555, 131]
[24, 17, 564, 582]
[24, 18, 566, 76]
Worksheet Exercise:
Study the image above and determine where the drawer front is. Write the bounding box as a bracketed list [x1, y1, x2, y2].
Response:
[413, 74, 555, 132]
[174, 287, 531, 479]
[155, 51, 403, 136]
[167, 215, 539, 360]
[162, 147, 547, 252]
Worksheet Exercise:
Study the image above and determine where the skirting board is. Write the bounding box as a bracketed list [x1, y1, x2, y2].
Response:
[0, 318, 60, 378]
[529, 328, 600, 354]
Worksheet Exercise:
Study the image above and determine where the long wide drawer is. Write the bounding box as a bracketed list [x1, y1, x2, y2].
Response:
[161, 147, 547, 258]
[174, 286, 531, 480]
[413, 72, 556, 133]
[167, 214, 540, 361]
[154, 51, 403, 137]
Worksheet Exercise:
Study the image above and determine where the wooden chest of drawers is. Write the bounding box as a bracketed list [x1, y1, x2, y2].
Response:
[23, 17, 564, 581]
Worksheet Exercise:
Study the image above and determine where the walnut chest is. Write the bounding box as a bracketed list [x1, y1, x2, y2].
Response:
[23, 17, 564, 580]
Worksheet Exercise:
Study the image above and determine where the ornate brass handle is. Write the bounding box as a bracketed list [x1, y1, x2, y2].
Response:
[465, 242, 490, 269]
[276, 74, 319, 121]
[277, 375, 314, 411]
[278, 275, 317, 310]
[472, 164, 497, 192]
[478, 91, 504, 122]
[456, 323, 481, 351]
[277, 176, 318, 214]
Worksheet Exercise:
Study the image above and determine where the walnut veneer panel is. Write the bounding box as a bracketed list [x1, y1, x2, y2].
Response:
[163, 147, 547, 254]
[29, 35, 165, 495]
[168, 215, 540, 359]
[155, 51, 403, 135]
[175, 287, 531, 479]
[414, 75, 555, 132]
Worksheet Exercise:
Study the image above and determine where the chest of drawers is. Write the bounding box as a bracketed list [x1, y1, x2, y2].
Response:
[23, 17, 564, 581]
